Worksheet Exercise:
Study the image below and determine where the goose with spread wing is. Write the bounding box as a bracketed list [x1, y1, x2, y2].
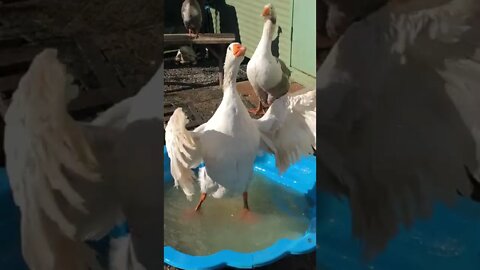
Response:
[4, 49, 122, 270]
[246, 3, 291, 116]
[316, 0, 480, 259]
[4, 49, 164, 270]
[165, 42, 316, 215]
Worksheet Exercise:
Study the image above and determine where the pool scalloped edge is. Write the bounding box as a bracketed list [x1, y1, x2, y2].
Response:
[163, 147, 317, 270]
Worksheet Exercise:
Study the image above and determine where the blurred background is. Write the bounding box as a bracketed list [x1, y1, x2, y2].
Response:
[0, 0, 164, 164]
[0, 1, 163, 268]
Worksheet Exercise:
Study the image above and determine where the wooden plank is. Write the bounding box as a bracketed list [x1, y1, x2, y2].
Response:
[0, 36, 28, 49]
[0, 46, 41, 68]
[68, 93, 113, 121]
[0, 37, 124, 122]
[1, 0, 35, 4]
[163, 103, 204, 130]
[185, 102, 203, 129]
[0, 99, 8, 117]
[164, 33, 235, 46]
[206, 44, 226, 87]
[0, 74, 21, 92]
[0, 61, 30, 77]
[68, 89, 110, 112]
[0, 0, 40, 9]
[164, 103, 176, 114]
[0, 87, 110, 118]
[75, 37, 126, 103]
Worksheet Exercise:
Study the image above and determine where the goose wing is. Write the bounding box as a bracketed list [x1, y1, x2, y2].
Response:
[4, 49, 111, 270]
[279, 57, 292, 79]
[256, 88, 316, 172]
[165, 107, 203, 200]
[265, 57, 292, 101]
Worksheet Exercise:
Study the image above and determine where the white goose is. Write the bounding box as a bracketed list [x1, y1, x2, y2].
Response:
[166, 42, 316, 214]
[316, 0, 480, 259]
[246, 3, 291, 116]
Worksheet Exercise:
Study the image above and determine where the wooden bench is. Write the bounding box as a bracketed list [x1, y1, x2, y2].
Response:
[0, 36, 127, 120]
[164, 33, 236, 86]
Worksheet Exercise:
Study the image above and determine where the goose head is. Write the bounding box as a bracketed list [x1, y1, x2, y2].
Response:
[223, 42, 246, 87]
[226, 42, 246, 62]
[262, 3, 277, 23]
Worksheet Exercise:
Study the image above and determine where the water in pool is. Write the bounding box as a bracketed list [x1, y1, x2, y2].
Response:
[164, 174, 312, 255]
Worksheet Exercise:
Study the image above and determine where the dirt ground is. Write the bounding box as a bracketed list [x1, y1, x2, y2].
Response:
[1, 0, 163, 93]
[164, 51, 251, 123]
[0, 0, 163, 167]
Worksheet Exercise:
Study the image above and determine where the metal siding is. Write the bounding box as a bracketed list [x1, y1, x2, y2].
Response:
[225, 0, 293, 66]
[291, 0, 317, 77]
[208, 0, 315, 86]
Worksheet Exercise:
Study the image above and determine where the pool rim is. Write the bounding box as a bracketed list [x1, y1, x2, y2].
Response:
[163, 147, 317, 270]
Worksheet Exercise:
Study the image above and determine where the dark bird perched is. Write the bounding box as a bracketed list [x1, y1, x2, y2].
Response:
[181, 0, 203, 38]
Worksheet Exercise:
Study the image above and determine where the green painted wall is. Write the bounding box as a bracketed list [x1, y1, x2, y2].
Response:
[208, 0, 316, 87]
[291, 0, 317, 85]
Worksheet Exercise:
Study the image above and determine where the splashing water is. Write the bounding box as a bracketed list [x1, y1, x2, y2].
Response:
[164, 174, 312, 255]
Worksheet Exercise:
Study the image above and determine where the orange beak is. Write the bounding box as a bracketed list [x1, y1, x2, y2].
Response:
[232, 44, 246, 57]
[262, 6, 270, 16]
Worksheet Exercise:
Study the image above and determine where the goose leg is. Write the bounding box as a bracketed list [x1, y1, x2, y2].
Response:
[248, 103, 261, 115]
[249, 89, 268, 116]
[248, 102, 265, 116]
[258, 102, 268, 115]
[260, 103, 268, 115]
[243, 192, 249, 210]
[194, 192, 207, 211]
[240, 192, 258, 223]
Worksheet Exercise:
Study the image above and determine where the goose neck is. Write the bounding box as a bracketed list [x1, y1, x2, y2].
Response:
[222, 62, 240, 96]
[258, 19, 276, 54]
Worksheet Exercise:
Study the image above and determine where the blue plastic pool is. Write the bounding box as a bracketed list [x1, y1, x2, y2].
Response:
[316, 189, 480, 269]
[3, 148, 478, 270]
[163, 148, 317, 269]
[0, 168, 118, 270]
[0, 148, 317, 270]
[0, 168, 27, 270]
